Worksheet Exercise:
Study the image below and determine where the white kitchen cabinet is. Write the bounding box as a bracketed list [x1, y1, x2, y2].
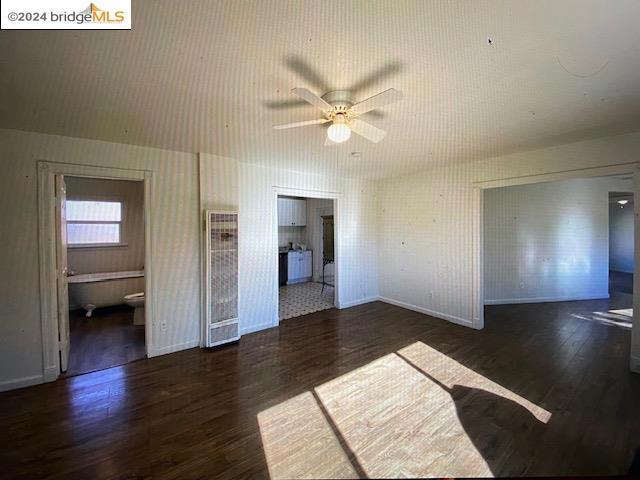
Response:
[292, 199, 306, 226]
[287, 250, 312, 284]
[277, 198, 292, 226]
[278, 197, 306, 226]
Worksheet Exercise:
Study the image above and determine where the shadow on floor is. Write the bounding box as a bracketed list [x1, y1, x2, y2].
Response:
[398, 352, 619, 477]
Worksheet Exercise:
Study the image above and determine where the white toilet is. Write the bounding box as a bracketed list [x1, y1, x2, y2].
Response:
[124, 292, 145, 326]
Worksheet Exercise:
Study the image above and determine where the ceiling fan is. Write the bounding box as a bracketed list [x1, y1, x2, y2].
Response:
[273, 87, 404, 145]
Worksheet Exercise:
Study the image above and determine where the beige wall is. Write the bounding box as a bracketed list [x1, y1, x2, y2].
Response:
[65, 177, 145, 275]
[0, 128, 200, 390]
[484, 176, 632, 304]
[377, 130, 640, 371]
[2, 126, 640, 391]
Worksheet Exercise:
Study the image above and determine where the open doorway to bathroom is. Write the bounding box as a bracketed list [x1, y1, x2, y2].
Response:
[61, 176, 146, 376]
[609, 191, 634, 298]
[278, 195, 336, 320]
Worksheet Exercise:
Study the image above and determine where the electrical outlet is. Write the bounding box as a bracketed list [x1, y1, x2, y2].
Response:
[161, 321, 167, 332]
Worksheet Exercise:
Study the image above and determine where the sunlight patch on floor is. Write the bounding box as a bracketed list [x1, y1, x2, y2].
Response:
[315, 353, 493, 478]
[570, 308, 632, 329]
[257, 342, 552, 479]
[258, 342, 551, 479]
[257, 391, 358, 479]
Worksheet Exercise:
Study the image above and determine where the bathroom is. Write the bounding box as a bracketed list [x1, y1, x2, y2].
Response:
[64, 176, 145, 376]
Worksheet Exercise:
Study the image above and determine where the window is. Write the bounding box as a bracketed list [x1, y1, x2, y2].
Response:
[66, 200, 123, 246]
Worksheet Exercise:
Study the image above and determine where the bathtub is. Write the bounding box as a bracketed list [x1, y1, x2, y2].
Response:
[68, 270, 144, 317]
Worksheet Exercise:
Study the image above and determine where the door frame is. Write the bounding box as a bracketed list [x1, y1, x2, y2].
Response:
[37, 161, 153, 382]
[273, 187, 342, 324]
[472, 161, 640, 372]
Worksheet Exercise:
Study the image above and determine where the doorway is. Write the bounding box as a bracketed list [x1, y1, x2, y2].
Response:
[482, 175, 635, 333]
[37, 162, 153, 383]
[62, 176, 146, 376]
[609, 192, 634, 296]
[276, 193, 337, 321]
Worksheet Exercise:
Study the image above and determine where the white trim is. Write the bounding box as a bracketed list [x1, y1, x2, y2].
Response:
[473, 162, 638, 190]
[632, 165, 640, 375]
[485, 293, 610, 305]
[43, 365, 58, 382]
[197, 159, 205, 348]
[37, 162, 59, 384]
[143, 171, 153, 357]
[272, 186, 342, 328]
[337, 296, 378, 309]
[0, 374, 43, 393]
[471, 186, 484, 329]
[148, 339, 198, 357]
[377, 296, 475, 329]
[67, 242, 128, 249]
[36, 161, 153, 386]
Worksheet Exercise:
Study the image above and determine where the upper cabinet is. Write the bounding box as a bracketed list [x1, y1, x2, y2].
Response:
[278, 197, 307, 226]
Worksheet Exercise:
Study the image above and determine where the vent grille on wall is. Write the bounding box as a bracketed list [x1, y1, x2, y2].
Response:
[204, 211, 240, 347]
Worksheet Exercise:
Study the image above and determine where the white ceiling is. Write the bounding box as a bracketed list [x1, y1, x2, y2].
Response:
[1, 0, 640, 179]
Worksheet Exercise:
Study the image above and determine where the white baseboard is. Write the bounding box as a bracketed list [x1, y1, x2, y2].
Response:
[148, 339, 199, 357]
[0, 374, 43, 393]
[377, 296, 474, 328]
[338, 296, 379, 309]
[43, 365, 58, 382]
[631, 355, 640, 374]
[484, 293, 610, 305]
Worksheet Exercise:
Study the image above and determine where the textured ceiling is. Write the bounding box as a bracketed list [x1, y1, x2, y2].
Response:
[1, 0, 640, 179]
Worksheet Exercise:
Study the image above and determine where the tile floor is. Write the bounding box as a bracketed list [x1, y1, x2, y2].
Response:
[279, 281, 335, 320]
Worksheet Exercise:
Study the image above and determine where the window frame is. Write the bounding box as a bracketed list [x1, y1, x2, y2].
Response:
[65, 195, 128, 248]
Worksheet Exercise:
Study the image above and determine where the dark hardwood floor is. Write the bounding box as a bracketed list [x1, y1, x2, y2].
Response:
[0, 294, 638, 478]
[66, 305, 146, 377]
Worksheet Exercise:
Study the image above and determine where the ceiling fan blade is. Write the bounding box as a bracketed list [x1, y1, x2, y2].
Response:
[350, 118, 387, 143]
[350, 88, 403, 116]
[292, 87, 333, 114]
[273, 118, 330, 130]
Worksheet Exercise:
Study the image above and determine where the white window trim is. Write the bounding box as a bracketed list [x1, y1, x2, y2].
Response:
[66, 195, 128, 248]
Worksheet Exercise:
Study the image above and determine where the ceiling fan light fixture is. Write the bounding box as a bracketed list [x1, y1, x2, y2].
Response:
[273, 87, 403, 145]
[327, 113, 351, 143]
[327, 123, 351, 143]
